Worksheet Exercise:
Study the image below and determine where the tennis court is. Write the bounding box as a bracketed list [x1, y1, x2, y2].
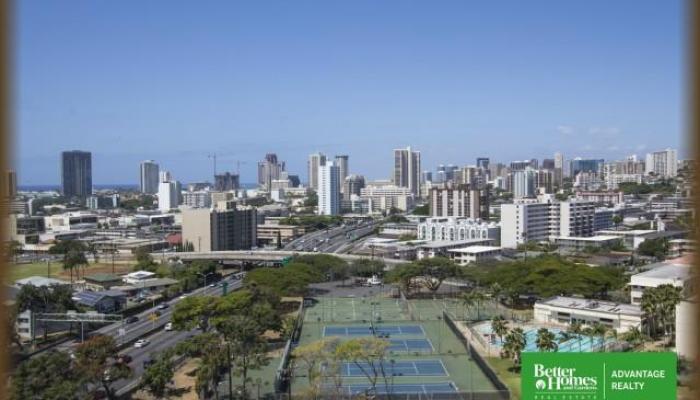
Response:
[323, 324, 425, 337]
[342, 382, 459, 395]
[342, 359, 448, 377]
[388, 338, 434, 353]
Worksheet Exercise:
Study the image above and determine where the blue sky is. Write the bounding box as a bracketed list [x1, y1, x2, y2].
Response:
[14, 0, 686, 185]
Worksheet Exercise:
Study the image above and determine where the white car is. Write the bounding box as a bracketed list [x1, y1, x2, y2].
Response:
[134, 339, 149, 348]
[179, 294, 187, 300]
[164, 322, 173, 331]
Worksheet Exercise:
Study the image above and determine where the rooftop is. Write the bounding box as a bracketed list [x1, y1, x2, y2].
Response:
[448, 246, 501, 254]
[538, 296, 642, 316]
[631, 262, 693, 281]
[84, 273, 122, 283]
[555, 235, 621, 242]
[418, 239, 493, 249]
[73, 290, 127, 307]
[15, 276, 70, 287]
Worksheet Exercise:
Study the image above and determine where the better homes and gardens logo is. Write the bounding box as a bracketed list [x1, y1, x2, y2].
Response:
[522, 352, 676, 400]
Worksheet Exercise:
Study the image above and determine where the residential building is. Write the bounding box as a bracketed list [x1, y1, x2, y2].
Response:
[500, 197, 596, 248]
[605, 173, 644, 190]
[61, 150, 92, 199]
[575, 191, 624, 205]
[417, 217, 500, 243]
[182, 200, 257, 252]
[139, 160, 159, 194]
[534, 296, 642, 333]
[629, 260, 694, 305]
[393, 146, 421, 196]
[87, 194, 120, 210]
[361, 185, 414, 213]
[645, 149, 677, 178]
[448, 246, 501, 265]
[214, 172, 240, 192]
[183, 191, 212, 208]
[428, 185, 487, 219]
[307, 152, 326, 190]
[317, 161, 341, 215]
[257, 153, 285, 191]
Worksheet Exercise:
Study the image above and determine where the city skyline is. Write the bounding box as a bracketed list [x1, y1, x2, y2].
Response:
[14, 0, 685, 184]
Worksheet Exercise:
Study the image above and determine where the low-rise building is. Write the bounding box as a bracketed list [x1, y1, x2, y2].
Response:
[256, 223, 304, 246]
[668, 239, 695, 258]
[416, 239, 494, 260]
[73, 290, 127, 313]
[628, 260, 694, 305]
[553, 235, 623, 252]
[447, 246, 501, 265]
[417, 217, 500, 243]
[534, 296, 643, 333]
[594, 229, 687, 249]
[83, 273, 124, 291]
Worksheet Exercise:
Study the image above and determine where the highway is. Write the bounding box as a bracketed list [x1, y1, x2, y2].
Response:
[110, 279, 244, 396]
[283, 221, 377, 253]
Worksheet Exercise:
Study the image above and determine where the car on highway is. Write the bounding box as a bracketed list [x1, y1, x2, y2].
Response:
[117, 354, 132, 363]
[143, 359, 155, 368]
[134, 339, 149, 348]
[164, 322, 173, 331]
[157, 303, 169, 309]
[125, 316, 139, 324]
[209, 283, 216, 287]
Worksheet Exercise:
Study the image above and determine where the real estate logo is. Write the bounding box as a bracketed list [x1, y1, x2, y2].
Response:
[522, 352, 676, 400]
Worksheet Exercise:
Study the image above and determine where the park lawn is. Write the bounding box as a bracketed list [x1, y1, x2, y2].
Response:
[6, 261, 134, 284]
[485, 356, 521, 400]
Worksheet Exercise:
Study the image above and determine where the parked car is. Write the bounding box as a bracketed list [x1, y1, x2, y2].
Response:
[134, 339, 149, 348]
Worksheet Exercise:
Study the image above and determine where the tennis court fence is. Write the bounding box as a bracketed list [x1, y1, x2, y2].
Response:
[274, 298, 309, 394]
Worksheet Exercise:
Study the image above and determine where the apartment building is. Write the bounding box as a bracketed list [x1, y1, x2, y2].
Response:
[181, 200, 257, 252]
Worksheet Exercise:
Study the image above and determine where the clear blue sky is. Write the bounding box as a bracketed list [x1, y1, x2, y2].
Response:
[14, 0, 686, 185]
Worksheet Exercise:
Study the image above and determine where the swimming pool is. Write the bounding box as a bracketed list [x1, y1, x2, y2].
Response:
[473, 323, 614, 352]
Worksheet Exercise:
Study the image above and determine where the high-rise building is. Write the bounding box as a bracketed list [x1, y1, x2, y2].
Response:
[343, 174, 366, 200]
[158, 171, 181, 211]
[393, 146, 421, 196]
[317, 161, 340, 215]
[182, 200, 257, 252]
[334, 155, 349, 188]
[476, 158, 490, 169]
[645, 149, 677, 178]
[421, 171, 433, 184]
[307, 152, 327, 190]
[257, 153, 285, 191]
[542, 159, 555, 170]
[428, 185, 487, 219]
[214, 172, 240, 191]
[3, 169, 17, 198]
[139, 160, 160, 194]
[510, 160, 536, 171]
[513, 168, 536, 198]
[500, 197, 596, 248]
[569, 158, 604, 177]
[61, 150, 92, 199]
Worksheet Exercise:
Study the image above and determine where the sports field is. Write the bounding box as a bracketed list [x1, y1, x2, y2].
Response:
[292, 295, 506, 397]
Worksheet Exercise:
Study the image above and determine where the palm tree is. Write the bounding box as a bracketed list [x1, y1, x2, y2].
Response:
[567, 322, 584, 352]
[502, 328, 527, 367]
[461, 291, 475, 320]
[590, 323, 608, 352]
[603, 329, 618, 352]
[640, 289, 660, 339]
[491, 316, 508, 345]
[535, 328, 558, 352]
[490, 283, 503, 311]
[462, 289, 487, 321]
[621, 326, 645, 348]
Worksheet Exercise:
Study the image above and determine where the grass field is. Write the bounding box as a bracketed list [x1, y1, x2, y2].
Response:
[6, 261, 135, 283]
[293, 296, 506, 397]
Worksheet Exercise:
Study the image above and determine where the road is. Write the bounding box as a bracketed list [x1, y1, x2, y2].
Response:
[283, 221, 377, 253]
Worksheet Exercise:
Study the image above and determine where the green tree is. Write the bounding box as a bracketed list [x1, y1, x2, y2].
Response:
[218, 316, 271, 399]
[535, 328, 558, 352]
[74, 335, 132, 400]
[335, 338, 392, 396]
[411, 204, 429, 215]
[611, 215, 623, 230]
[416, 257, 459, 293]
[461, 289, 487, 320]
[176, 332, 227, 400]
[292, 338, 341, 398]
[10, 351, 83, 400]
[385, 263, 422, 296]
[637, 238, 669, 259]
[140, 351, 176, 399]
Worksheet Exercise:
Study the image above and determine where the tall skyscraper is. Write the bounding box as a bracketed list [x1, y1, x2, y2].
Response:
[513, 167, 536, 198]
[343, 174, 366, 200]
[257, 153, 285, 191]
[393, 146, 421, 196]
[61, 150, 92, 199]
[334, 155, 349, 190]
[215, 172, 240, 191]
[569, 158, 604, 177]
[307, 152, 326, 190]
[317, 161, 340, 215]
[3, 169, 17, 198]
[139, 160, 160, 194]
[476, 158, 490, 169]
[645, 149, 678, 178]
[158, 170, 181, 211]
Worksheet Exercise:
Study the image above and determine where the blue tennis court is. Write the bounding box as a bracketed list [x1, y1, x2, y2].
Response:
[343, 382, 459, 395]
[343, 359, 447, 377]
[388, 339, 434, 353]
[323, 325, 425, 337]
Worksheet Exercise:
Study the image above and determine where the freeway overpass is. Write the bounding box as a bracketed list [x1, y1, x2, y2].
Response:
[154, 250, 405, 266]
